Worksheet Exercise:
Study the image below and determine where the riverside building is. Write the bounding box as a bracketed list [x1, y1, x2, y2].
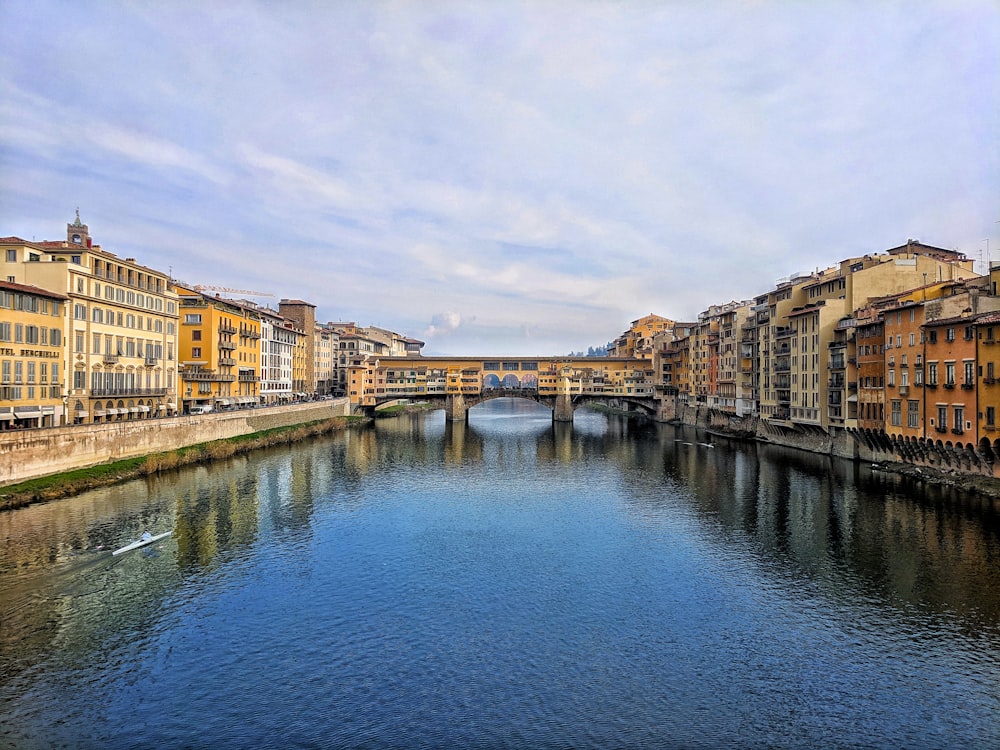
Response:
[175, 285, 261, 413]
[0, 280, 67, 429]
[0, 214, 180, 424]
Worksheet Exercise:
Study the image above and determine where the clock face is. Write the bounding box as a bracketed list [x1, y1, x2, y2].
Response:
[72, 234, 81, 243]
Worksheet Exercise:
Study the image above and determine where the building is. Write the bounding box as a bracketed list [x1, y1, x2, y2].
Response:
[608, 314, 675, 359]
[175, 285, 261, 412]
[760, 242, 978, 432]
[1, 214, 180, 423]
[0, 280, 68, 429]
[259, 307, 298, 404]
[278, 300, 316, 396]
[314, 322, 339, 396]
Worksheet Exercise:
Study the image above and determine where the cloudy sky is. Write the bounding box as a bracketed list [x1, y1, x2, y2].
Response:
[1, 1, 997, 355]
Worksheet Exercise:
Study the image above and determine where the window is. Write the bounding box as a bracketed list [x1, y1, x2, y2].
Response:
[909, 333, 915, 346]
[191, 347, 202, 358]
[945, 363, 955, 385]
[184, 313, 202, 324]
[965, 361, 975, 385]
[891, 400, 902, 426]
[74, 304, 86, 320]
[928, 363, 938, 385]
[954, 406, 964, 433]
[946, 328, 955, 342]
[192, 329, 202, 341]
[915, 368, 923, 385]
[907, 401, 919, 428]
[929, 330, 937, 344]
[0, 322, 8, 342]
[888, 369, 895, 386]
[5, 249, 15, 262]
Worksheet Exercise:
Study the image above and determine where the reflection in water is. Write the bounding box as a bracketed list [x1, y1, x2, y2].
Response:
[1, 398, 998, 748]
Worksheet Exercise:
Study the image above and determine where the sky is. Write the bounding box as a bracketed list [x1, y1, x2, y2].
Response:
[1, 1, 997, 356]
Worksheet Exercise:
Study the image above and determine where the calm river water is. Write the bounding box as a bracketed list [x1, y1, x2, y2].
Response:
[2, 399, 999, 749]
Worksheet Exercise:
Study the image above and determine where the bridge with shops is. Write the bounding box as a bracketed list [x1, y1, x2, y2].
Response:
[348, 356, 662, 422]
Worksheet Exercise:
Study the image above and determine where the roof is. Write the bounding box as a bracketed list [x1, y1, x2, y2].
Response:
[0, 279, 69, 300]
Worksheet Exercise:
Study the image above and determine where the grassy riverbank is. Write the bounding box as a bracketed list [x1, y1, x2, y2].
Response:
[373, 402, 441, 417]
[0, 416, 366, 512]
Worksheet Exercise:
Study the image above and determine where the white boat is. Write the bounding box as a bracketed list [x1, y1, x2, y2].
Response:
[112, 531, 172, 556]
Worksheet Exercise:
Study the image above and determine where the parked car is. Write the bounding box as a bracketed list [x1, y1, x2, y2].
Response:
[189, 404, 214, 415]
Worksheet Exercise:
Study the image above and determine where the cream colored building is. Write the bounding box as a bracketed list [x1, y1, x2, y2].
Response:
[1, 214, 179, 423]
[760, 241, 978, 431]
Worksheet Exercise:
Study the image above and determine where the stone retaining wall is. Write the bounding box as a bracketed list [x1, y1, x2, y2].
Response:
[0, 399, 351, 486]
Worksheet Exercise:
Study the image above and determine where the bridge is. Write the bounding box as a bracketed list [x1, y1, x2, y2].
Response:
[347, 356, 662, 422]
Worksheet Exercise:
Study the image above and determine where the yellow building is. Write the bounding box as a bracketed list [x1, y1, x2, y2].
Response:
[0, 280, 68, 429]
[759, 242, 978, 430]
[1, 214, 180, 423]
[609, 314, 675, 359]
[175, 286, 261, 412]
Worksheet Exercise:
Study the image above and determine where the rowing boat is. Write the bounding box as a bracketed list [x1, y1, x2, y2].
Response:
[112, 531, 172, 556]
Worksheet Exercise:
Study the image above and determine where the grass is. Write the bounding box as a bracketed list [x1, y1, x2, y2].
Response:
[0, 415, 366, 511]
[374, 402, 440, 417]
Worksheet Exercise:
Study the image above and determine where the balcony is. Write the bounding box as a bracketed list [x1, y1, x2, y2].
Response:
[144, 356, 158, 367]
[90, 387, 168, 397]
[218, 339, 236, 351]
[219, 322, 237, 334]
[962, 383, 974, 390]
[183, 370, 236, 382]
[219, 357, 236, 366]
[898, 385, 909, 396]
[103, 353, 120, 364]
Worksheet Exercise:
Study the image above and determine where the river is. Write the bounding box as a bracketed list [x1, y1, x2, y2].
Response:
[1, 398, 999, 749]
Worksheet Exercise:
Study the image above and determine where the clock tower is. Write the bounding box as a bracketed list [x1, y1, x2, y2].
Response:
[67, 208, 91, 247]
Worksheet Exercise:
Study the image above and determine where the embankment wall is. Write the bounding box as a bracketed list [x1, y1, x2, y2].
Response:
[668, 399, 1000, 483]
[0, 399, 351, 486]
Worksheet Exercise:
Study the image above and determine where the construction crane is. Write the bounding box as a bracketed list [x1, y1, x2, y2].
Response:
[193, 285, 274, 297]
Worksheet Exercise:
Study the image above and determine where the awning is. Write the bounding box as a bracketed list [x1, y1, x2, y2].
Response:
[138, 405, 150, 412]
[75, 410, 89, 417]
[129, 407, 140, 413]
[847, 394, 858, 402]
[218, 398, 233, 406]
[166, 402, 177, 409]
[157, 404, 167, 410]
[93, 410, 107, 417]
[0, 412, 13, 421]
[106, 408, 120, 415]
[14, 409, 42, 419]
